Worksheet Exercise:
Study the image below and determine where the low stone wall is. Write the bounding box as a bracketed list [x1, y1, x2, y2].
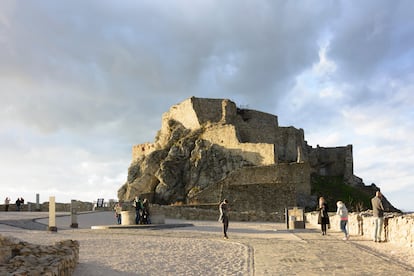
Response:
[306, 211, 414, 249]
[156, 205, 280, 222]
[1, 201, 95, 212]
[0, 235, 79, 275]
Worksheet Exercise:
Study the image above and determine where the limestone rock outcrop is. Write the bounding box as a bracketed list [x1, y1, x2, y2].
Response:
[117, 97, 393, 214]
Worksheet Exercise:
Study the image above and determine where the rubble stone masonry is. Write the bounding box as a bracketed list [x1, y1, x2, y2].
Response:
[306, 211, 414, 249]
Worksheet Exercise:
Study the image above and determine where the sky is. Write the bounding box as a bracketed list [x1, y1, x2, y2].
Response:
[1, 0, 413, 211]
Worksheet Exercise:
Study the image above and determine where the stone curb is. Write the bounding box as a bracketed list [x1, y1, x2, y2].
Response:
[91, 223, 194, 230]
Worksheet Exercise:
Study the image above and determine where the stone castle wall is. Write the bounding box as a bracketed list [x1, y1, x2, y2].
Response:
[132, 142, 158, 162]
[276, 127, 305, 163]
[126, 97, 356, 211]
[190, 163, 311, 219]
[232, 109, 279, 144]
[201, 124, 275, 165]
[307, 145, 354, 183]
[131, 97, 352, 181]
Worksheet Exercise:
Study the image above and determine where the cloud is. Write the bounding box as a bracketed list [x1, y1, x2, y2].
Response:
[0, 1, 413, 210]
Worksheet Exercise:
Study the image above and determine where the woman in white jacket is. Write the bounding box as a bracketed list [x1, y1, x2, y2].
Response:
[336, 201, 349, 240]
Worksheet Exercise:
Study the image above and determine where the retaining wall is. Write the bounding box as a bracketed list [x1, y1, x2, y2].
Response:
[306, 211, 414, 250]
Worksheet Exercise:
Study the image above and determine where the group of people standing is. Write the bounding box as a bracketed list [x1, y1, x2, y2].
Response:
[113, 196, 151, 225]
[317, 190, 385, 242]
[133, 197, 151, 225]
[3, 197, 25, 211]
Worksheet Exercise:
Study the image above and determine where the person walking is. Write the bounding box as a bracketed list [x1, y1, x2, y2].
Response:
[336, 201, 349, 240]
[218, 199, 229, 239]
[317, 197, 330, 235]
[4, 197, 10, 212]
[371, 191, 385, 242]
[114, 202, 122, 225]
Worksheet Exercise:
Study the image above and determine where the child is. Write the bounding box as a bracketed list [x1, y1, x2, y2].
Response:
[336, 201, 349, 240]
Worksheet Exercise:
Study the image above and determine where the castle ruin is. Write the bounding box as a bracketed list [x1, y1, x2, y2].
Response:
[118, 97, 360, 216]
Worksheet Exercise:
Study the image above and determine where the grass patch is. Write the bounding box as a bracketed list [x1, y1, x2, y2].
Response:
[311, 175, 372, 212]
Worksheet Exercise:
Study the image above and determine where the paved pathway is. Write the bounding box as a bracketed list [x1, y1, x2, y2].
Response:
[241, 230, 413, 275]
[1, 212, 413, 275]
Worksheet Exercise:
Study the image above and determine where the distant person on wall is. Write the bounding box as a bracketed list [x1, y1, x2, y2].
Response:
[218, 199, 229, 239]
[15, 198, 21, 211]
[4, 197, 10, 212]
[114, 202, 122, 225]
[371, 191, 385, 242]
[317, 197, 330, 235]
[133, 196, 143, 224]
[336, 201, 349, 240]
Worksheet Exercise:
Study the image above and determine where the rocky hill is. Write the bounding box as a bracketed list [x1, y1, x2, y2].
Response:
[117, 97, 399, 215]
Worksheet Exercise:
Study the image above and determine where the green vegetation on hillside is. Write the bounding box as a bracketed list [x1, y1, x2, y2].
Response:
[311, 175, 372, 212]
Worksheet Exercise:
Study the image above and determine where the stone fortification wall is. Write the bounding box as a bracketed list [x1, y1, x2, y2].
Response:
[123, 96, 358, 207]
[190, 163, 311, 220]
[276, 127, 306, 163]
[162, 97, 202, 130]
[307, 145, 353, 180]
[131, 97, 352, 179]
[132, 142, 159, 162]
[232, 109, 279, 144]
[0, 235, 79, 275]
[157, 204, 279, 222]
[201, 124, 275, 165]
[191, 97, 226, 125]
[306, 212, 414, 250]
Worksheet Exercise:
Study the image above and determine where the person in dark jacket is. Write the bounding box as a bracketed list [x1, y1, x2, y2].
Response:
[15, 198, 21, 211]
[317, 197, 330, 235]
[219, 199, 229, 239]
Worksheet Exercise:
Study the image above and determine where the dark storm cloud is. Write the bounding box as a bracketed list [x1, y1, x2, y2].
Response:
[0, 0, 343, 135]
[1, 0, 413, 210]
